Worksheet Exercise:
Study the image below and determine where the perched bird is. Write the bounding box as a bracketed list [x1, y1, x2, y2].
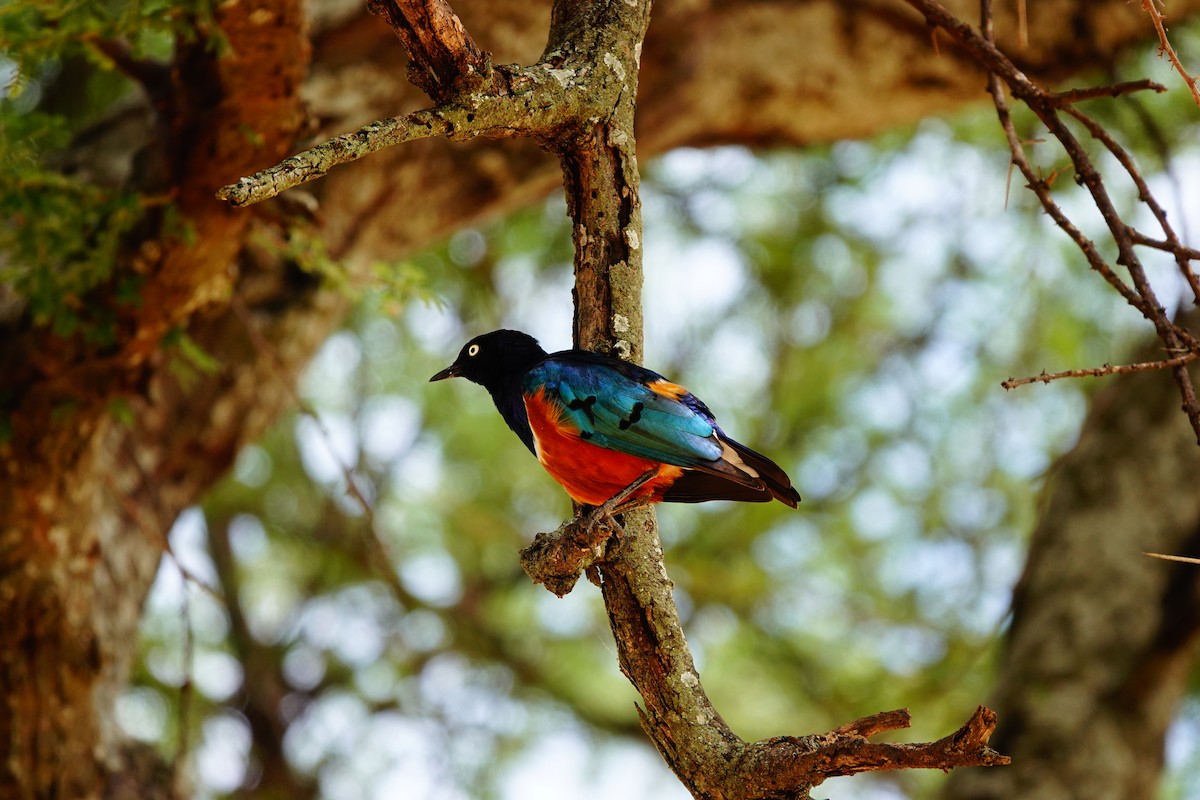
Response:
[430, 330, 800, 514]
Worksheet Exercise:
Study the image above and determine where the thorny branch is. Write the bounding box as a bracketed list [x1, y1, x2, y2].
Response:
[905, 0, 1200, 442]
[1002, 352, 1200, 389]
[1050, 79, 1167, 104]
[1141, 0, 1200, 106]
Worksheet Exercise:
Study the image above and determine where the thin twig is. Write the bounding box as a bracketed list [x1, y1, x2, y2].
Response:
[1001, 352, 1200, 390]
[1050, 79, 1166, 105]
[1141, 0, 1200, 106]
[1061, 105, 1200, 307]
[229, 296, 375, 514]
[1145, 551, 1200, 565]
[976, 1, 1148, 313]
[929, 0, 1200, 441]
[1124, 89, 1197, 250]
[1130, 231, 1200, 261]
[228, 295, 430, 608]
[986, 75, 1149, 316]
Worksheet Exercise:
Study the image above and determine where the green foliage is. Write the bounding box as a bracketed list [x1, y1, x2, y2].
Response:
[162, 326, 221, 384]
[1, 0, 213, 97]
[0, 109, 144, 339]
[0, 0, 217, 339]
[256, 224, 442, 310]
[107, 396, 135, 427]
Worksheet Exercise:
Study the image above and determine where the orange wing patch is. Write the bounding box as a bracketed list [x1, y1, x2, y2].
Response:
[648, 378, 689, 400]
[523, 387, 683, 506]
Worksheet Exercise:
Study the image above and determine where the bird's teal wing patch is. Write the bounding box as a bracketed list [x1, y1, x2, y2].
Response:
[521, 359, 722, 467]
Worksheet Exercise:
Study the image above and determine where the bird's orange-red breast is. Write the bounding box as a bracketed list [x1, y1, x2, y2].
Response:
[523, 386, 685, 505]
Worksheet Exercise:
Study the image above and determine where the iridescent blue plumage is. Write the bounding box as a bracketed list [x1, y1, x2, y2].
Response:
[522, 356, 723, 468]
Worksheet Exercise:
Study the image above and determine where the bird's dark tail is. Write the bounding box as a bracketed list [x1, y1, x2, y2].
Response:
[661, 437, 801, 508]
[723, 437, 801, 508]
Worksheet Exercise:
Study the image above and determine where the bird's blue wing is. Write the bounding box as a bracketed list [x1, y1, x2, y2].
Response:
[521, 356, 723, 467]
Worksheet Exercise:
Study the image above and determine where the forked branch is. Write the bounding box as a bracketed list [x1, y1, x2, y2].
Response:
[905, 0, 1200, 441]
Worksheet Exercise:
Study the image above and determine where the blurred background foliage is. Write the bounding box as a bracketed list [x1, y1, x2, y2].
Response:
[6, 6, 1200, 799]
[0, 0, 214, 337]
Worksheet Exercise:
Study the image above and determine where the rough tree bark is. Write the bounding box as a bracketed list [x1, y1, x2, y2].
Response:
[3, 0, 1200, 798]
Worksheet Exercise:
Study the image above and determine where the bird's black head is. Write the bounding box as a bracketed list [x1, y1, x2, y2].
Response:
[429, 329, 549, 391]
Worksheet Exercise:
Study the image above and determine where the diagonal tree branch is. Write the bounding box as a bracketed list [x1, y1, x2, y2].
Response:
[216, 61, 589, 206]
[219, 109, 457, 207]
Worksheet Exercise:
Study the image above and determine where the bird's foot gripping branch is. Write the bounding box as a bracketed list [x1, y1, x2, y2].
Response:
[516, 468, 654, 597]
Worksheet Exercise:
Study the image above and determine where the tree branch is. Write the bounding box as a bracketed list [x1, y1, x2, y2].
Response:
[534, 0, 1007, 795]
[1049, 78, 1166, 104]
[740, 707, 1008, 789]
[218, 109, 456, 206]
[215, 66, 585, 206]
[1002, 352, 1200, 389]
[904, 0, 1200, 442]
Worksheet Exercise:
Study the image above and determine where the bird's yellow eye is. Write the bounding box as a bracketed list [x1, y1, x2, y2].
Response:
[468, 344, 480, 357]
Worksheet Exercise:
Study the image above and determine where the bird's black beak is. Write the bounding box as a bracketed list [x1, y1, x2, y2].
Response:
[429, 364, 462, 382]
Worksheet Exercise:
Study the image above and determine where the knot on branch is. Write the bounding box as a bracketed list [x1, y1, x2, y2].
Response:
[519, 514, 623, 597]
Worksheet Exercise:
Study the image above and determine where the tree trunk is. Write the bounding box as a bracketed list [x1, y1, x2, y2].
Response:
[942, 348, 1200, 800]
[0, 273, 344, 797]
